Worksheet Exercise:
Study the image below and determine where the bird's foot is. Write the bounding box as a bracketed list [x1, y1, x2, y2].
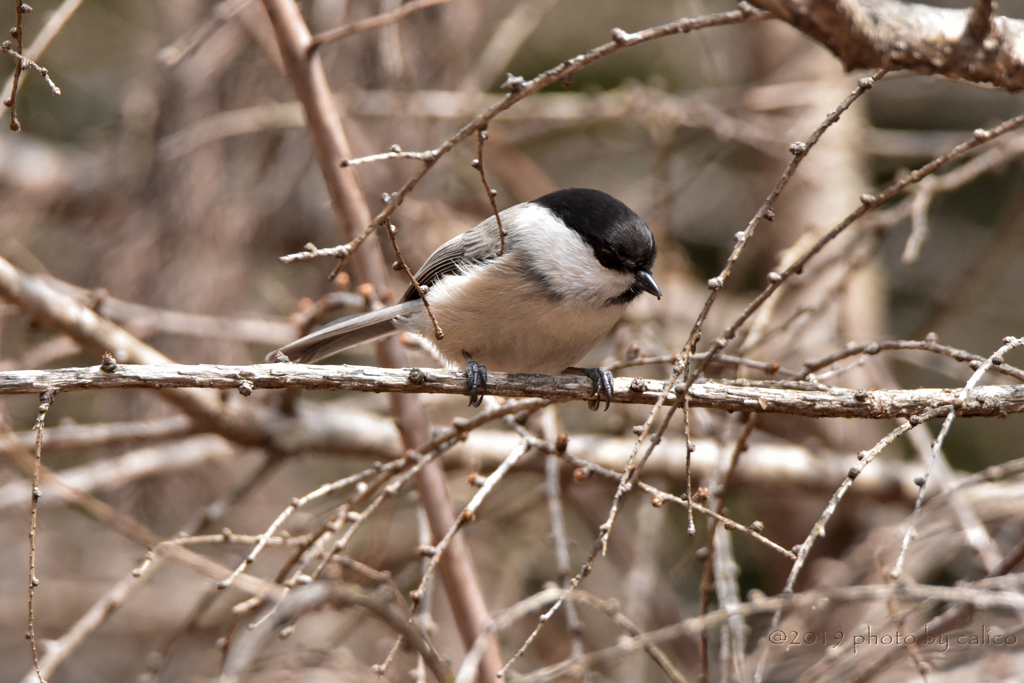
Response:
[583, 367, 614, 411]
[463, 352, 488, 407]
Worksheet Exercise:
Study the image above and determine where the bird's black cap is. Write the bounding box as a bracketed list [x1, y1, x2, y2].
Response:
[531, 188, 656, 276]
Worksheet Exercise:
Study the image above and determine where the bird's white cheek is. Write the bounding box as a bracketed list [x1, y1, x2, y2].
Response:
[511, 204, 635, 304]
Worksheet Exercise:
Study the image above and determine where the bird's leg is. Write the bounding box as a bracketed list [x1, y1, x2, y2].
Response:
[462, 351, 488, 408]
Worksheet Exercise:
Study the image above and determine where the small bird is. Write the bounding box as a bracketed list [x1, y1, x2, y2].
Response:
[270, 188, 661, 409]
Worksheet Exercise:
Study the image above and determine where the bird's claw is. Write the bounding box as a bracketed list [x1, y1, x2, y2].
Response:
[583, 367, 614, 411]
[464, 354, 488, 407]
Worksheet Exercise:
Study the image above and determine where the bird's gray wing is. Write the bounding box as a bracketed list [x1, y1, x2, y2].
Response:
[271, 212, 516, 364]
[401, 214, 504, 302]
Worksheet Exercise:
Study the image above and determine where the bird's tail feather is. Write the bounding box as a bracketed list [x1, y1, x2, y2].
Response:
[269, 300, 422, 364]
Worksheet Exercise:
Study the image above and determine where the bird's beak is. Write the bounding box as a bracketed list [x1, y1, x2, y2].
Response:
[635, 271, 662, 299]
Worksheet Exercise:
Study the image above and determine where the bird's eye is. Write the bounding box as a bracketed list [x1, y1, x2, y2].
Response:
[593, 246, 622, 271]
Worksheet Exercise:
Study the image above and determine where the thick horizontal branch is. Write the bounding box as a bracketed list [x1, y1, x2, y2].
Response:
[748, 0, 1024, 90]
[2, 363, 1023, 419]
[0, 255, 265, 444]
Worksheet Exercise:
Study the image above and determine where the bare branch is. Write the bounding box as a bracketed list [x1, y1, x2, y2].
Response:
[800, 337, 1024, 382]
[217, 467, 379, 590]
[3, 363, 1023, 418]
[5, 0, 27, 131]
[890, 336, 1024, 580]
[258, 0, 502, 673]
[309, 0, 455, 51]
[25, 390, 54, 683]
[1, 0, 82, 99]
[2, 415, 195, 455]
[471, 130, 505, 255]
[1, 42, 60, 96]
[338, 7, 768, 270]
[222, 582, 451, 683]
[0, 254, 273, 445]
[157, 0, 252, 66]
[0, 423, 284, 602]
[748, 0, 1024, 90]
[0, 434, 235, 512]
[462, 580, 1024, 683]
[385, 221, 444, 339]
[411, 439, 531, 607]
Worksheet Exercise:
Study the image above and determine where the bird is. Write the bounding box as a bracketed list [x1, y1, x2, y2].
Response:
[269, 188, 661, 410]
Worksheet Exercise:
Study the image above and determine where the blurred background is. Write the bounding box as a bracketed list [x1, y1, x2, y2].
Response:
[2, 0, 1024, 680]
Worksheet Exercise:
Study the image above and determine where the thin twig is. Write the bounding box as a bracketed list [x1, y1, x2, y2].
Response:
[454, 587, 563, 683]
[27, 390, 55, 683]
[385, 221, 443, 339]
[5, 0, 27, 131]
[309, 0, 456, 51]
[889, 336, 1024, 581]
[305, 468, 406, 582]
[682, 383, 694, 535]
[410, 439, 532, 606]
[497, 416, 795, 678]
[846, 535, 1024, 683]
[237, 399, 545, 638]
[472, 128, 506, 255]
[512, 418, 799, 552]
[1, 0, 81, 106]
[902, 177, 935, 263]
[157, 0, 252, 66]
[631, 485, 794, 559]
[236, 459, 412, 626]
[373, 637, 405, 679]
[341, 147, 438, 167]
[682, 70, 888, 395]
[217, 468, 378, 589]
[467, 587, 699, 683]
[904, 420, 1002, 573]
[306, 7, 768, 275]
[278, 241, 353, 264]
[410, 507, 435, 683]
[540, 410, 591, 682]
[546, 75, 893, 654]
[221, 583, 451, 683]
[698, 103, 1024, 400]
[234, 428, 490, 624]
[751, 407, 947, 682]
[800, 337, 1024, 382]
[515, 581, 1024, 683]
[740, 230, 884, 358]
[1, 41, 61, 96]
[698, 414, 758, 681]
[28, 454, 281, 683]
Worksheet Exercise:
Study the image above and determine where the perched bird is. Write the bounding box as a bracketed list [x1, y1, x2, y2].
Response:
[270, 188, 661, 409]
